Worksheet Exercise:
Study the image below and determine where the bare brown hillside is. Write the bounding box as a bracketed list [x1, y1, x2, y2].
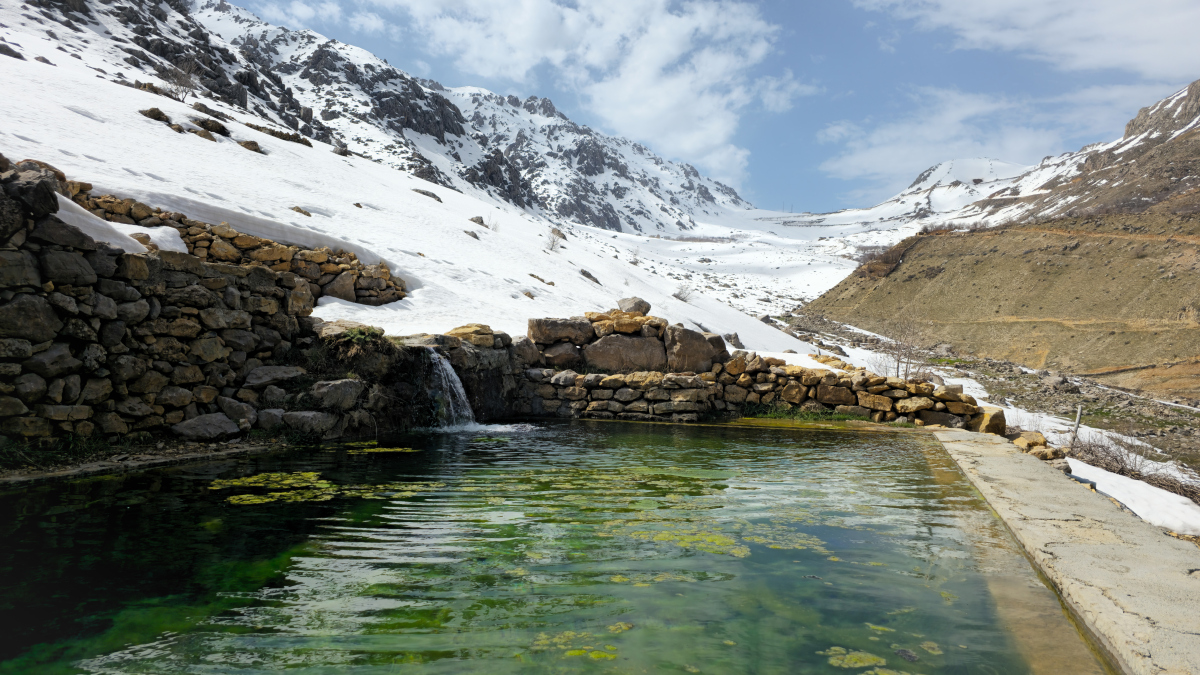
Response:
[806, 214, 1200, 396]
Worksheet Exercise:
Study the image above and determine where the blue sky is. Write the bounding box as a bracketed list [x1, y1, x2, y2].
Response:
[247, 0, 1199, 213]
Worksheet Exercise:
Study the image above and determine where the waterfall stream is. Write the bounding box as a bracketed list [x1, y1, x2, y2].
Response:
[427, 348, 476, 427]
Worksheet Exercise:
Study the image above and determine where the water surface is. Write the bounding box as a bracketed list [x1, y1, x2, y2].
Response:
[0, 421, 1109, 674]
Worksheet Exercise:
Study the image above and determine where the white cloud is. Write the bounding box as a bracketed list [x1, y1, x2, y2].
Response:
[358, 0, 814, 185]
[854, 0, 1200, 80]
[348, 11, 385, 34]
[257, 0, 342, 28]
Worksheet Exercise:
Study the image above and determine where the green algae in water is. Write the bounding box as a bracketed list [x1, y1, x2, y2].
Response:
[0, 423, 1103, 674]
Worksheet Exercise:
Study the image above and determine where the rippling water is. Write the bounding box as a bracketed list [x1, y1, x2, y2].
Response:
[0, 421, 1109, 674]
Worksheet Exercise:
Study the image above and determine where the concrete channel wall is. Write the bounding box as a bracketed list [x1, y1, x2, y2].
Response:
[934, 429, 1200, 675]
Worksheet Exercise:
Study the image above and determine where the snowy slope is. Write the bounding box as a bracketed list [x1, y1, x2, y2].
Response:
[0, 39, 817, 352]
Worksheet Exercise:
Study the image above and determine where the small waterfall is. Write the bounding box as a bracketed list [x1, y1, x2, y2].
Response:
[427, 348, 476, 427]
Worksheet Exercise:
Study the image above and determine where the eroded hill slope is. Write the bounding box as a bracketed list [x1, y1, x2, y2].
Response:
[806, 214, 1200, 396]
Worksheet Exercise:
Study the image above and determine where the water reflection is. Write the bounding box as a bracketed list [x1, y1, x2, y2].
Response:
[0, 422, 1107, 674]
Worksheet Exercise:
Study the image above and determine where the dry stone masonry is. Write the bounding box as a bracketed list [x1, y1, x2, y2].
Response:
[64, 175, 407, 306]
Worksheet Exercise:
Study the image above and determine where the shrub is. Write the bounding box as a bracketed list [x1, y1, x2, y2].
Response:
[244, 122, 313, 147]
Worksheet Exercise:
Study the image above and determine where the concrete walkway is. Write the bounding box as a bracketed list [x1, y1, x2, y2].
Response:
[934, 429, 1200, 675]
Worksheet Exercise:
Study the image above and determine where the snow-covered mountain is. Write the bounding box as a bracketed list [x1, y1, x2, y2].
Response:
[7, 0, 750, 234]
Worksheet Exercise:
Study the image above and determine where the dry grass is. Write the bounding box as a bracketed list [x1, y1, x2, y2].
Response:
[1069, 427, 1200, 506]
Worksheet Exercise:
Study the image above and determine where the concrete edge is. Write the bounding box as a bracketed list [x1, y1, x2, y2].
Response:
[933, 429, 1200, 675]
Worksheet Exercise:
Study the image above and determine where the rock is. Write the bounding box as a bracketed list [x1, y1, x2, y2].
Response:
[311, 379, 365, 410]
[243, 366, 306, 388]
[0, 338, 32, 359]
[967, 406, 1006, 435]
[1009, 430, 1048, 447]
[617, 297, 651, 315]
[30, 217, 97, 250]
[779, 381, 808, 405]
[0, 251, 41, 287]
[189, 337, 230, 363]
[917, 410, 966, 428]
[856, 391, 893, 412]
[199, 308, 252, 330]
[625, 372, 665, 390]
[543, 342, 582, 369]
[723, 333, 745, 349]
[0, 396, 29, 417]
[282, 411, 340, 434]
[157, 386, 193, 408]
[550, 370, 578, 386]
[664, 325, 717, 373]
[116, 299, 151, 324]
[1, 416, 51, 438]
[109, 355, 147, 382]
[217, 396, 258, 426]
[510, 336, 543, 366]
[23, 343, 81, 378]
[79, 378, 113, 404]
[39, 251, 97, 286]
[6, 168, 58, 217]
[583, 335, 667, 372]
[933, 384, 965, 401]
[815, 384, 856, 406]
[315, 319, 375, 341]
[895, 396, 936, 414]
[944, 401, 977, 416]
[724, 384, 749, 403]
[446, 323, 496, 348]
[1029, 446, 1066, 460]
[208, 237, 241, 261]
[835, 405, 871, 417]
[115, 397, 155, 417]
[172, 413, 241, 440]
[128, 370, 169, 394]
[528, 318, 594, 345]
[0, 294, 63, 342]
[93, 411, 128, 434]
[258, 408, 285, 430]
[323, 271, 358, 302]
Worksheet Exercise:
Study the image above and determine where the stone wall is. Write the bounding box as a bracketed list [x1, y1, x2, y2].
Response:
[60, 171, 407, 306]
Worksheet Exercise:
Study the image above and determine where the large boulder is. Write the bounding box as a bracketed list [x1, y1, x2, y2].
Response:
[0, 294, 63, 342]
[896, 396, 936, 414]
[583, 335, 667, 372]
[29, 217, 96, 250]
[171, 413, 241, 440]
[311, 379, 365, 410]
[528, 318, 594, 345]
[542, 342, 582, 369]
[664, 325, 717, 373]
[617, 297, 651, 315]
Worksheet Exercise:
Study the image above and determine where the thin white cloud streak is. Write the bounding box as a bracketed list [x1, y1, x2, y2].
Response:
[853, 0, 1200, 80]
[818, 88, 1063, 204]
[354, 0, 817, 185]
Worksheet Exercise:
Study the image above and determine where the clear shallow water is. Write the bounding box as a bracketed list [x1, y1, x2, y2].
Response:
[0, 422, 1109, 674]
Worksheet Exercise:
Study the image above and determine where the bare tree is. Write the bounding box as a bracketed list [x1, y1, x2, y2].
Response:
[162, 60, 201, 103]
[672, 284, 693, 303]
[878, 317, 926, 380]
[544, 227, 565, 253]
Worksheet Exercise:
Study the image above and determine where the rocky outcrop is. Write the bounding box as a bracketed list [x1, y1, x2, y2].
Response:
[526, 300, 717, 374]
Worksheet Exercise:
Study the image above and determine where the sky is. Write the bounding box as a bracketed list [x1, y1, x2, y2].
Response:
[245, 0, 1200, 213]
